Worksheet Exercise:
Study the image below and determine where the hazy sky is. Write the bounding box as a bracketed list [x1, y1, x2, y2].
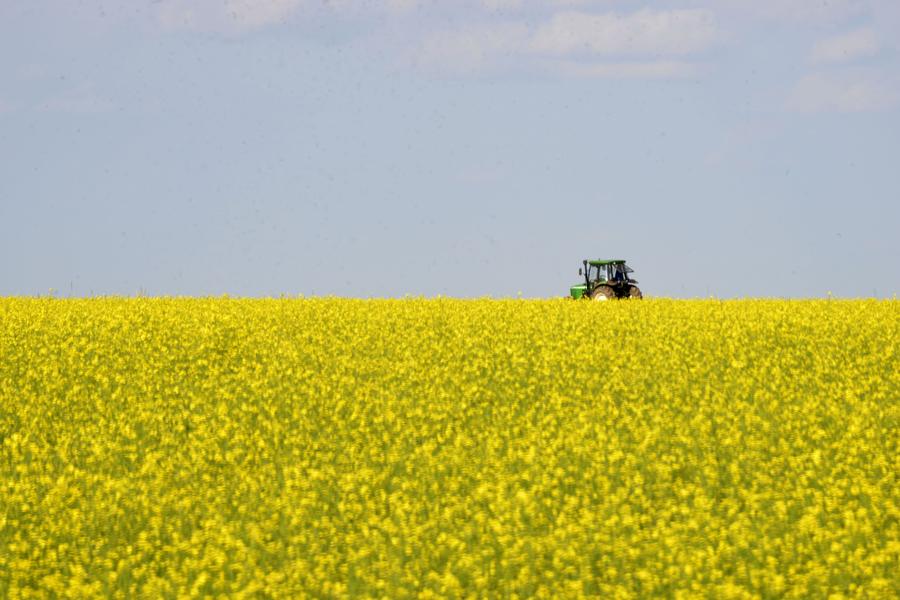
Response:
[2, 1, 899, 298]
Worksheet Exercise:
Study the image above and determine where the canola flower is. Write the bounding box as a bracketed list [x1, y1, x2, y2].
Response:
[0, 297, 898, 599]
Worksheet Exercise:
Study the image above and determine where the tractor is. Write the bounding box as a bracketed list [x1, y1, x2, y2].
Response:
[569, 259, 642, 300]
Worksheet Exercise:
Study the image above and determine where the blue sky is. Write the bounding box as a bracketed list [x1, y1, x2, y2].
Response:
[1, 0, 898, 298]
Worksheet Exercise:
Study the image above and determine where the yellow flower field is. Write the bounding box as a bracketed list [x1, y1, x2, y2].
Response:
[1, 298, 898, 598]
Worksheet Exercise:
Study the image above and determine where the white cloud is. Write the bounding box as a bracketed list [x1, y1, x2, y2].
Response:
[153, 0, 441, 33]
[156, 1, 226, 32]
[787, 69, 898, 112]
[481, 0, 524, 9]
[416, 8, 721, 77]
[156, 0, 309, 33]
[722, 0, 866, 23]
[386, 0, 422, 13]
[531, 9, 720, 56]
[545, 1, 629, 6]
[551, 59, 699, 79]
[811, 28, 879, 63]
[416, 22, 531, 72]
[225, 0, 304, 29]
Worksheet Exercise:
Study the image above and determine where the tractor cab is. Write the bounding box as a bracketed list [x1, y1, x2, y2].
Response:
[569, 259, 642, 300]
[584, 261, 632, 285]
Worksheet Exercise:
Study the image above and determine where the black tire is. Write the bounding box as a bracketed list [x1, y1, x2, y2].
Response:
[590, 286, 615, 301]
[628, 285, 643, 299]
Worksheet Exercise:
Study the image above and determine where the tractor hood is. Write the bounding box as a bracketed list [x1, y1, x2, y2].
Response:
[569, 283, 587, 299]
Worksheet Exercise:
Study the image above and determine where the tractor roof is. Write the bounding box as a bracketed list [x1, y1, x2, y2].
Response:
[586, 259, 626, 266]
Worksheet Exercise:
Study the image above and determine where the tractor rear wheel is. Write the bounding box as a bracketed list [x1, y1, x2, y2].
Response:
[628, 285, 643, 299]
[591, 286, 615, 301]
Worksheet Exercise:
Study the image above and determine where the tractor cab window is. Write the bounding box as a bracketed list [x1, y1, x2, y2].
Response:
[588, 265, 606, 282]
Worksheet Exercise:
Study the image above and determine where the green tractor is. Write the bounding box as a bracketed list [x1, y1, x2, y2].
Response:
[569, 259, 642, 300]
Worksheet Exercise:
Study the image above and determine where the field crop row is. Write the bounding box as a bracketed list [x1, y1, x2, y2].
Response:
[1, 298, 898, 598]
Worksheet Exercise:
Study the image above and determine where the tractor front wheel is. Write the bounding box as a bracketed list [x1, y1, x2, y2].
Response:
[628, 285, 643, 299]
[591, 286, 615, 301]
